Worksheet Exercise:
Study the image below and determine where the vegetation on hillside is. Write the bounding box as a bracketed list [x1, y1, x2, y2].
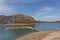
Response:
[0, 14, 38, 24]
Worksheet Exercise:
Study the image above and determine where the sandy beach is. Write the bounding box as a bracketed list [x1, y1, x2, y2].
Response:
[16, 30, 60, 40]
[0, 23, 36, 27]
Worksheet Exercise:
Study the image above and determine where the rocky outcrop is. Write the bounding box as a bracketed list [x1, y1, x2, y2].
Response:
[0, 14, 38, 24]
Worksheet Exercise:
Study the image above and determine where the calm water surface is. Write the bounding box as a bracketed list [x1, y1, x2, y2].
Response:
[35, 23, 60, 31]
[0, 27, 36, 40]
[0, 23, 60, 40]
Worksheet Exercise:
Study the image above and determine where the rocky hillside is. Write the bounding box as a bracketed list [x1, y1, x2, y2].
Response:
[0, 14, 38, 24]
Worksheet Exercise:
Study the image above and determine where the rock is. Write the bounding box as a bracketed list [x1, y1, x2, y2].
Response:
[0, 14, 38, 24]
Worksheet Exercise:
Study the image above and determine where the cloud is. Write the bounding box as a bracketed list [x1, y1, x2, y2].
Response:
[0, 0, 14, 14]
[19, 0, 40, 3]
[41, 7, 54, 12]
[45, 16, 56, 18]
[0, 6, 11, 12]
[0, 0, 5, 5]
[35, 7, 54, 16]
[6, 0, 41, 4]
[33, 7, 60, 21]
[43, 15, 57, 19]
[41, 15, 60, 21]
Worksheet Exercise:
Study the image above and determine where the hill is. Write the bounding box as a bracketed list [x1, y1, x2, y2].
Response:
[0, 14, 38, 24]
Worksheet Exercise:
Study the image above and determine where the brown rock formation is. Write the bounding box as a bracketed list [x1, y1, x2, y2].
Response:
[0, 14, 38, 24]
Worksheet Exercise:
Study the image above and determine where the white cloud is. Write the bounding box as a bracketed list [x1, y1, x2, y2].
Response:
[6, 0, 41, 4]
[35, 7, 54, 16]
[0, 0, 5, 5]
[0, 6, 11, 12]
[33, 7, 60, 21]
[35, 12, 48, 16]
[41, 7, 54, 12]
[41, 15, 60, 21]
[19, 0, 40, 3]
[0, 0, 13, 13]
[43, 15, 58, 19]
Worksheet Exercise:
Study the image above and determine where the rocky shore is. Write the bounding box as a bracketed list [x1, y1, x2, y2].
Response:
[16, 30, 60, 40]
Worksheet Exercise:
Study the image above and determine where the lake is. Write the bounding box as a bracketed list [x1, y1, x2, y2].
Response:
[0, 23, 60, 40]
[35, 23, 60, 31]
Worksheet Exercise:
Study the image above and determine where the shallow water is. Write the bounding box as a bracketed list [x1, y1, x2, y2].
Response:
[0, 23, 60, 40]
[0, 27, 36, 40]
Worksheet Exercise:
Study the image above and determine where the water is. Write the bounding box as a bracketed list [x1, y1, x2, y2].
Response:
[35, 23, 60, 31]
[0, 26, 36, 40]
[0, 23, 60, 40]
[0, 30, 17, 40]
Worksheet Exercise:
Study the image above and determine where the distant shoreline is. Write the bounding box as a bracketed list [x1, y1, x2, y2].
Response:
[49, 22, 60, 24]
[40, 22, 60, 24]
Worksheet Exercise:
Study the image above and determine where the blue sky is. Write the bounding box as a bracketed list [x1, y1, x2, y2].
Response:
[0, 0, 60, 21]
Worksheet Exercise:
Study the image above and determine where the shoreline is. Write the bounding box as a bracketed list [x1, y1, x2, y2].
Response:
[16, 30, 60, 40]
[0, 23, 37, 27]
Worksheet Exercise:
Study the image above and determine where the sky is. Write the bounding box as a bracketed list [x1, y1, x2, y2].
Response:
[0, 0, 60, 21]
